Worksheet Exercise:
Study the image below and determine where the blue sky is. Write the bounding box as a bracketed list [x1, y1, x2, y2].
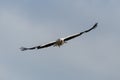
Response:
[0, 0, 120, 80]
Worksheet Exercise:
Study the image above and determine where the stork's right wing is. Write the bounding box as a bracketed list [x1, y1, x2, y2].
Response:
[20, 41, 56, 51]
[37, 41, 56, 49]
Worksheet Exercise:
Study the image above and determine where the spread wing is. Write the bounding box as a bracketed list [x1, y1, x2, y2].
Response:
[64, 23, 98, 41]
[20, 41, 56, 51]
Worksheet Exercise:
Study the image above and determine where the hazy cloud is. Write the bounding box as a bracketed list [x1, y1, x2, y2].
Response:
[0, 0, 120, 80]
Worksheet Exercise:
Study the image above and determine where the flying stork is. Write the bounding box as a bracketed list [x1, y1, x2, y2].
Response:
[20, 23, 98, 51]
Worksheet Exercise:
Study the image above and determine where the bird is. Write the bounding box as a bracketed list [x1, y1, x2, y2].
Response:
[20, 23, 98, 51]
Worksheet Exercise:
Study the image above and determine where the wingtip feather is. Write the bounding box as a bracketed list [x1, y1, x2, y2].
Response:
[94, 22, 98, 28]
[90, 22, 98, 30]
[20, 47, 28, 51]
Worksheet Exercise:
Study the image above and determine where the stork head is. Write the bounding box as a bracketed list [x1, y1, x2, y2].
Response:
[53, 38, 65, 47]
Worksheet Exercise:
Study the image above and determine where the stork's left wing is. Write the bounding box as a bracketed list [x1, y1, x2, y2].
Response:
[20, 41, 56, 51]
[64, 23, 98, 41]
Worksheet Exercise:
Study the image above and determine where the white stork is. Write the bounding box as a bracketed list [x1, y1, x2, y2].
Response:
[20, 23, 98, 51]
